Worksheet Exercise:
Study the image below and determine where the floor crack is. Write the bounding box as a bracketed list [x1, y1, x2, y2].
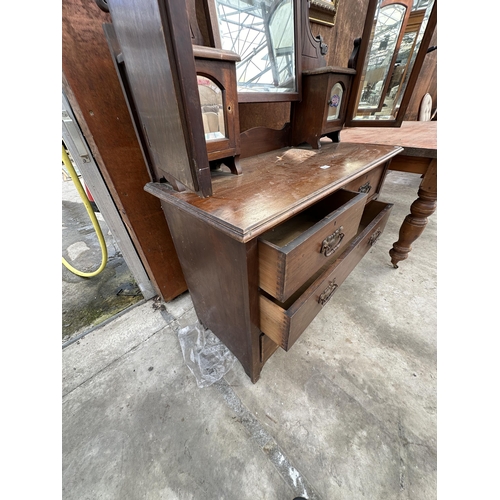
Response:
[214, 378, 323, 500]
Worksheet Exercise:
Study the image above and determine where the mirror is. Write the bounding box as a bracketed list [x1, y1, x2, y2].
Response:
[197, 75, 227, 140]
[347, 0, 436, 124]
[213, 0, 298, 101]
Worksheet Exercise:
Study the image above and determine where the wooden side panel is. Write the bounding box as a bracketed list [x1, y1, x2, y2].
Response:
[258, 243, 283, 300]
[106, 0, 212, 197]
[259, 294, 289, 347]
[239, 124, 291, 159]
[239, 102, 291, 133]
[328, 0, 370, 68]
[62, 0, 187, 301]
[160, 201, 267, 383]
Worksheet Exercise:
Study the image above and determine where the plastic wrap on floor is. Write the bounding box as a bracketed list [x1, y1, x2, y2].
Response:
[177, 323, 236, 388]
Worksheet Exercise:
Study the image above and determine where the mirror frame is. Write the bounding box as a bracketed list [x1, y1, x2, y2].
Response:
[345, 0, 437, 127]
[210, 0, 303, 103]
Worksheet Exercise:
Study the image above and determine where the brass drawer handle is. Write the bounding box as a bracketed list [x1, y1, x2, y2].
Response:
[320, 226, 344, 257]
[358, 181, 372, 194]
[318, 280, 338, 306]
[369, 229, 382, 246]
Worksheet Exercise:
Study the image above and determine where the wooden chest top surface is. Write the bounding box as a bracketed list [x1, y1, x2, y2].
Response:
[145, 142, 402, 242]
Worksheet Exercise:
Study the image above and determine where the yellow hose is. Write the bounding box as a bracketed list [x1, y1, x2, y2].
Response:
[62, 145, 108, 277]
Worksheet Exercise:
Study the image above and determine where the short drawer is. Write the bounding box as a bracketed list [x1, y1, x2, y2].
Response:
[259, 200, 393, 351]
[343, 163, 387, 201]
[258, 189, 366, 303]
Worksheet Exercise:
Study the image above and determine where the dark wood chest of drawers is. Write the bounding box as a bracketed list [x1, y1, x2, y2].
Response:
[146, 141, 401, 382]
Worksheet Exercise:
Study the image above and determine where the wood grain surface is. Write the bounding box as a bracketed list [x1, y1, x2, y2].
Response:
[341, 121, 437, 158]
[260, 200, 393, 350]
[145, 142, 402, 242]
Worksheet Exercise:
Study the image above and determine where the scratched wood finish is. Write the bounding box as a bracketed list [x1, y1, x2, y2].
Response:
[145, 142, 402, 242]
[106, 0, 212, 197]
[62, 0, 187, 301]
[341, 121, 437, 158]
[260, 200, 393, 350]
[160, 200, 266, 383]
[258, 189, 366, 302]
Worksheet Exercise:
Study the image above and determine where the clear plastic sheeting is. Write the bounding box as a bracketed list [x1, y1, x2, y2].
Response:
[177, 323, 236, 388]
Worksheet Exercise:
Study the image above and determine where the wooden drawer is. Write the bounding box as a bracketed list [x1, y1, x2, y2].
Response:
[259, 200, 393, 351]
[343, 163, 387, 201]
[258, 189, 366, 302]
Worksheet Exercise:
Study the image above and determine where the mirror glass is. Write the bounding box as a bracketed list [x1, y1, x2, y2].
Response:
[357, 4, 406, 112]
[327, 83, 343, 121]
[214, 0, 296, 95]
[352, 0, 435, 121]
[197, 76, 226, 140]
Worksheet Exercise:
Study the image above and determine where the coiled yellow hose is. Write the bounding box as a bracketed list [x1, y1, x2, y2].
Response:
[62, 145, 108, 277]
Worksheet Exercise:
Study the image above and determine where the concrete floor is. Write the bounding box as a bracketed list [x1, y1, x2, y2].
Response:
[62, 175, 144, 341]
[62, 170, 437, 500]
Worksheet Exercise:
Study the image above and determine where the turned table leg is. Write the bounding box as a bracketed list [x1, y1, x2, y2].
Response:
[390, 159, 437, 268]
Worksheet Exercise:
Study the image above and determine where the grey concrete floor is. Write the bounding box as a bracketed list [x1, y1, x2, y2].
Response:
[62, 175, 144, 341]
[62, 170, 437, 500]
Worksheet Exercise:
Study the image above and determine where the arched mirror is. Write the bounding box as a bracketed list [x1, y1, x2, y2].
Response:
[197, 75, 227, 140]
[346, 0, 436, 126]
[213, 0, 299, 102]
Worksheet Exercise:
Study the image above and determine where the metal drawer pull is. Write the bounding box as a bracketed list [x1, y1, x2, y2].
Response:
[320, 226, 344, 257]
[318, 280, 338, 306]
[369, 229, 382, 246]
[358, 181, 372, 193]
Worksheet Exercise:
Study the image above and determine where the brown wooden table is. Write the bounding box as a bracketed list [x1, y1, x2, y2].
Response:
[340, 121, 437, 267]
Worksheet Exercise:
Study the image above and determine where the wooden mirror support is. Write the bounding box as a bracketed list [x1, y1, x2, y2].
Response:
[103, 0, 213, 197]
[193, 45, 242, 175]
[291, 66, 356, 149]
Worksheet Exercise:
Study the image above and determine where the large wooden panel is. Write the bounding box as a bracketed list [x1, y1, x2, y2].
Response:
[62, 0, 187, 301]
[160, 202, 265, 383]
[328, 0, 370, 68]
[106, 0, 212, 197]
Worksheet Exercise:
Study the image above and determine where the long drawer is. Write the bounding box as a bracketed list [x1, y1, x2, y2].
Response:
[342, 162, 387, 201]
[259, 200, 393, 351]
[258, 189, 366, 303]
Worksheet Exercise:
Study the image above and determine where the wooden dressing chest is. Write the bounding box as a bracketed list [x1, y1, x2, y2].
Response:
[100, 0, 436, 382]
